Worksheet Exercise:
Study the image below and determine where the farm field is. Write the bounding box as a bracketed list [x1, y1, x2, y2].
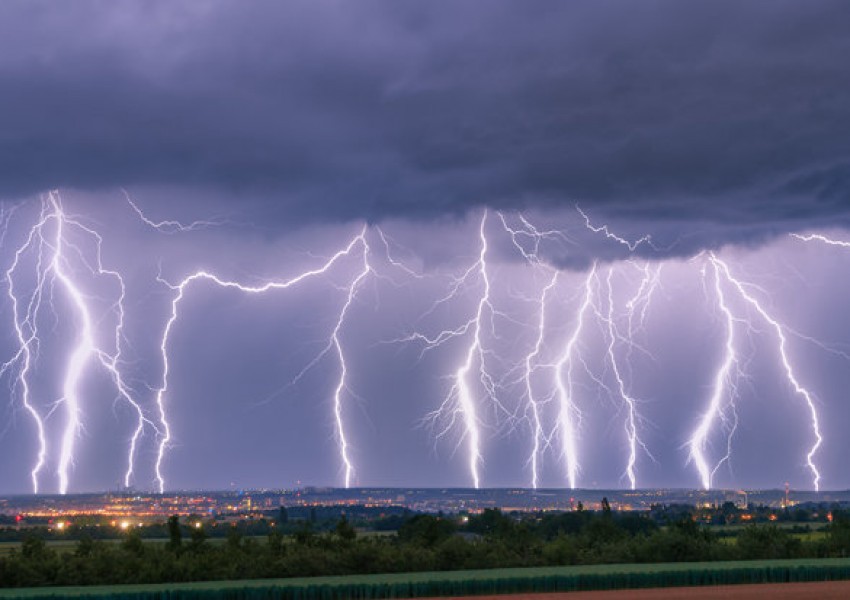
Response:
[3, 558, 850, 599]
[429, 581, 850, 599]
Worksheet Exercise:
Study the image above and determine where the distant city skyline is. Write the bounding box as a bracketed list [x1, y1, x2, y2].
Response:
[2, 486, 841, 520]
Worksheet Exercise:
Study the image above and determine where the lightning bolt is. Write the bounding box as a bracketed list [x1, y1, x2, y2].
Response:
[577, 205, 653, 252]
[791, 233, 850, 248]
[2, 204, 51, 492]
[1, 195, 838, 494]
[688, 257, 743, 490]
[375, 228, 425, 281]
[553, 265, 597, 489]
[329, 247, 372, 488]
[399, 211, 508, 489]
[710, 253, 823, 491]
[124, 190, 224, 233]
[600, 266, 653, 490]
[442, 212, 493, 489]
[153, 228, 371, 493]
[1, 193, 151, 494]
[624, 263, 662, 351]
[286, 228, 377, 488]
[0, 202, 21, 250]
[519, 271, 559, 490]
[575, 211, 657, 489]
[496, 212, 565, 488]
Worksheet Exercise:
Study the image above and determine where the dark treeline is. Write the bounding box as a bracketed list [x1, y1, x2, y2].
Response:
[3, 506, 850, 588]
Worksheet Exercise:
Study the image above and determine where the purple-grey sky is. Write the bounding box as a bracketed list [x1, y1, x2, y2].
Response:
[1, 1, 850, 494]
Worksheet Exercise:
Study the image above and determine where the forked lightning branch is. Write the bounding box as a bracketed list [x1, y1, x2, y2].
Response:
[0, 194, 841, 494]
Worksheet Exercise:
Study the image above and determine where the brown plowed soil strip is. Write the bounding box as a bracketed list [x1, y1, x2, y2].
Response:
[413, 580, 850, 599]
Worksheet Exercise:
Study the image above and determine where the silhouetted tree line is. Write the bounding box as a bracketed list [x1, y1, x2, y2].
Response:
[3, 507, 850, 588]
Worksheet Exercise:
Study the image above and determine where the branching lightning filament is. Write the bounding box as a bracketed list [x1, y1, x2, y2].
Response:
[153, 228, 378, 492]
[1, 193, 152, 494]
[709, 254, 823, 491]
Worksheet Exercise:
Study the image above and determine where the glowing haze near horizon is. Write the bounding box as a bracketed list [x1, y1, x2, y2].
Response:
[1, 1, 850, 494]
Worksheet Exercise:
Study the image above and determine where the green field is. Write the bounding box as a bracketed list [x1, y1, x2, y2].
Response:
[793, 530, 828, 543]
[717, 532, 827, 546]
[3, 558, 850, 599]
[707, 523, 829, 546]
[709, 523, 828, 534]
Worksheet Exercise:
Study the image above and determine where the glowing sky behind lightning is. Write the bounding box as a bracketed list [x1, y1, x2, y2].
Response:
[3, 194, 850, 495]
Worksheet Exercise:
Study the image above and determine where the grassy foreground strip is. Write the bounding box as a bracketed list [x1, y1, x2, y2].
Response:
[3, 558, 850, 599]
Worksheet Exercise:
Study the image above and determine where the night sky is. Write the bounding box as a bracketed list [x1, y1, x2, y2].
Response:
[1, 1, 850, 494]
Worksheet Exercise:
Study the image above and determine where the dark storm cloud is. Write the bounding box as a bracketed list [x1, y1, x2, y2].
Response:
[1, 1, 850, 238]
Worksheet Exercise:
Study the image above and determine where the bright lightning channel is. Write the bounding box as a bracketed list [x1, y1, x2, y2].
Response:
[710, 253, 823, 491]
[403, 211, 504, 489]
[153, 228, 371, 493]
[2, 193, 151, 494]
[329, 242, 372, 488]
[1, 204, 51, 492]
[521, 271, 558, 489]
[553, 265, 597, 490]
[576, 210, 657, 489]
[445, 212, 493, 489]
[688, 257, 742, 490]
[496, 212, 567, 489]
[287, 227, 377, 488]
[791, 233, 850, 248]
[600, 267, 651, 490]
